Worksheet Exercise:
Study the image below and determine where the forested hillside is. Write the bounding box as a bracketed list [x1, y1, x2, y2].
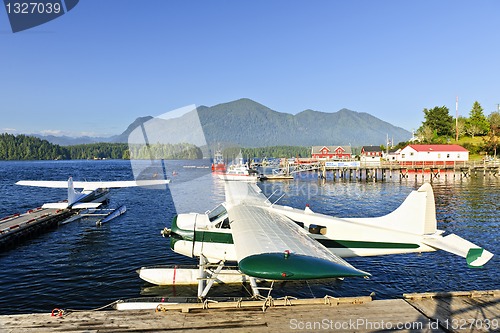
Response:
[0, 134, 202, 160]
[0, 134, 69, 160]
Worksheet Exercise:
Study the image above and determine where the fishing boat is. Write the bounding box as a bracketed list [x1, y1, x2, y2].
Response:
[211, 149, 226, 173]
[217, 151, 258, 181]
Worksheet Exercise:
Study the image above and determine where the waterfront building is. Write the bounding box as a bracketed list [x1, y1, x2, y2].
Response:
[397, 144, 469, 166]
[360, 146, 383, 165]
[311, 146, 352, 160]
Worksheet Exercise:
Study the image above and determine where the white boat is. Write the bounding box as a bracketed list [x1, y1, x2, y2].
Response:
[217, 165, 259, 181]
[217, 150, 259, 181]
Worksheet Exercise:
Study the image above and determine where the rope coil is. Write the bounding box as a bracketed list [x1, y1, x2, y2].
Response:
[51, 308, 65, 317]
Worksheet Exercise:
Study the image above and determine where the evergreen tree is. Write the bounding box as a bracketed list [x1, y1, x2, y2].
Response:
[0, 133, 70, 160]
[239, 146, 310, 158]
[421, 106, 453, 138]
[466, 101, 490, 137]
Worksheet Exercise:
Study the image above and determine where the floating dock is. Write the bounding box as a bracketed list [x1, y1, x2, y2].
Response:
[0, 290, 497, 332]
[0, 207, 75, 250]
[0, 203, 127, 250]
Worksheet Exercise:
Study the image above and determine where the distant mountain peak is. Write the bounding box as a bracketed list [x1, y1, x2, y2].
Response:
[194, 98, 410, 147]
[210, 98, 275, 113]
[37, 99, 411, 147]
[109, 116, 153, 143]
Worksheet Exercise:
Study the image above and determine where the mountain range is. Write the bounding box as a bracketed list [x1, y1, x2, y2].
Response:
[38, 99, 411, 147]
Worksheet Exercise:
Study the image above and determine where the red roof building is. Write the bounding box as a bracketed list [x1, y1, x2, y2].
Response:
[311, 146, 352, 160]
[398, 144, 469, 166]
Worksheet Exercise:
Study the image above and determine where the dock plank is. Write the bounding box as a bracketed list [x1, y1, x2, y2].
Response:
[1, 291, 497, 332]
[405, 290, 500, 333]
[0, 297, 439, 333]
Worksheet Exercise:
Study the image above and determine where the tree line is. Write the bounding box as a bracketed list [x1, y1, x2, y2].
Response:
[0, 133, 203, 160]
[415, 101, 500, 156]
[222, 146, 311, 159]
[0, 134, 70, 160]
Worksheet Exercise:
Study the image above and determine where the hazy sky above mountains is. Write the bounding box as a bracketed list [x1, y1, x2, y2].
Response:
[1, 1, 499, 137]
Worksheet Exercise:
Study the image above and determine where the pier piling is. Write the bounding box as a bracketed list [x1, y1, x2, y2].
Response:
[285, 160, 499, 183]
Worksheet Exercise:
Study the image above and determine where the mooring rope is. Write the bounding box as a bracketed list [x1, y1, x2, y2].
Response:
[51, 299, 122, 317]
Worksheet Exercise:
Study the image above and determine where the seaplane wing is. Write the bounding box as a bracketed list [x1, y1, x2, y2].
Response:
[16, 180, 71, 188]
[224, 182, 369, 280]
[16, 179, 170, 191]
[16, 177, 170, 210]
[228, 205, 370, 280]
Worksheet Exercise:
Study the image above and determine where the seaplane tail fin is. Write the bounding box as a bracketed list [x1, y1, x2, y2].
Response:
[67, 177, 81, 205]
[423, 234, 494, 267]
[40, 177, 90, 209]
[377, 183, 437, 235]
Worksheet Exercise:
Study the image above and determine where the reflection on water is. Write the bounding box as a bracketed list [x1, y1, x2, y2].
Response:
[0, 161, 498, 314]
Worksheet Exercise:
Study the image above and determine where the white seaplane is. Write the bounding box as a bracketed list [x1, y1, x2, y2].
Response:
[16, 177, 170, 209]
[137, 181, 494, 302]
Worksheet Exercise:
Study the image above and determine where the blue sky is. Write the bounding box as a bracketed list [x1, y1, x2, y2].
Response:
[1, 0, 499, 138]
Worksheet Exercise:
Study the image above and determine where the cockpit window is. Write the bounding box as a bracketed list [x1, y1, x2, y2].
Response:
[215, 217, 230, 229]
[208, 204, 227, 222]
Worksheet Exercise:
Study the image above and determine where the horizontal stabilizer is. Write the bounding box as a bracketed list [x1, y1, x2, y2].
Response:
[41, 202, 102, 209]
[42, 203, 69, 209]
[71, 203, 102, 209]
[423, 234, 494, 267]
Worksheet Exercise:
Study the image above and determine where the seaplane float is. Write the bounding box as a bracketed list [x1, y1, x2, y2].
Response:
[134, 181, 494, 309]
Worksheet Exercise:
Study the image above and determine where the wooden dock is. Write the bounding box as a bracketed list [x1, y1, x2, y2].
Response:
[0, 207, 75, 250]
[281, 160, 500, 182]
[0, 290, 497, 332]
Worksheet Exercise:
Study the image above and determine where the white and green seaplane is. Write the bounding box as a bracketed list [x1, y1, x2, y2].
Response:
[138, 181, 493, 302]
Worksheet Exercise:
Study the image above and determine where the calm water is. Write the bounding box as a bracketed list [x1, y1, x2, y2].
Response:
[0, 160, 498, 315]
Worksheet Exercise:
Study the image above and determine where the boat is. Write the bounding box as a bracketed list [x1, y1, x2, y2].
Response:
[217, 151, 258, 181]
[259, 168, 294, 180]
[211, 149, 226, 173]
[259, 174, 294, 180]
[217, 165, 259, 181]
